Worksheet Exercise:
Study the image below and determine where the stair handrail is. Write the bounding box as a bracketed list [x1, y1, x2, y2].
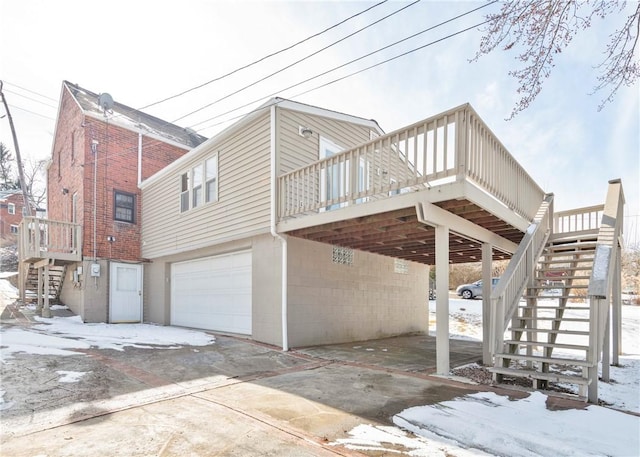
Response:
[587, 179, 624, 366]
[490, 193, 554, 356]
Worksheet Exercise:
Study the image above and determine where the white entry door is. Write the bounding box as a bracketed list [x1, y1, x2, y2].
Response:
[109, 262, 143, 323]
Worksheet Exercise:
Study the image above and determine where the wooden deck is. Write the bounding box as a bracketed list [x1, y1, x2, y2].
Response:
[277, 104, 543, 264]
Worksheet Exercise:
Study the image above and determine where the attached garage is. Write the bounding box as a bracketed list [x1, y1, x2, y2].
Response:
[170, 250, 252, 335]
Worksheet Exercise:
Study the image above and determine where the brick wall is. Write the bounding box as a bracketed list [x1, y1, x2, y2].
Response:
[48, 86, 190, 262]
[0, 193, 31, 238]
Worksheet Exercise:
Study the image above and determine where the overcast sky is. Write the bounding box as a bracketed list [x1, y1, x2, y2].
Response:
[1, 0, 638, 244]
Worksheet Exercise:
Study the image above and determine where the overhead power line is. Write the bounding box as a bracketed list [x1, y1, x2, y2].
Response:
[4, 89, 58, 109]
[6, 104, 56, 121]
[136, 0, 389, 112]
[191, 3, 495, 131]
[171, 0, 421, 123]
[2, 80, 58, 102]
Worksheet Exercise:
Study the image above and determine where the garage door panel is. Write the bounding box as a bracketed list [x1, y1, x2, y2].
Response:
[170, 251, 252, 335]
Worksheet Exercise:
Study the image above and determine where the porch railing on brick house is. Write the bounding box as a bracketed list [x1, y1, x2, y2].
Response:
[18, 217, 82, 263]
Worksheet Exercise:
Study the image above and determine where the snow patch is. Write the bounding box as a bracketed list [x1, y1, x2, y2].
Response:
[56, 370, 90, 383]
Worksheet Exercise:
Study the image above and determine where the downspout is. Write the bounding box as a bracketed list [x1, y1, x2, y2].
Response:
[270, 104, 288, 351]
[137, 132, 143, 185]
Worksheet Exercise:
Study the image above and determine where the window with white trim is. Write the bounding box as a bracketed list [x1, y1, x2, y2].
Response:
[180, 153, 219, 213]
[180, 172, 190, 212]
[10, 225, 18, 234]
[7, 203, 15, 215]
[192, 164, 203, 208]
[205, 155, 218, 203]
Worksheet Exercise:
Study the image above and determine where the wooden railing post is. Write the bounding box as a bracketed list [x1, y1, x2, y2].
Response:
[456, 107, 468, 182]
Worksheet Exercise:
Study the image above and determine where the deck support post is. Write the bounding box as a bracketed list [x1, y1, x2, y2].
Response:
[435, 225, 450, 375]
[602, 309, 611, 382]
[612, 247, 621, 364]
[42, 263, 51, 318]
[482, 242, 492, 365]
[36, 266, 43, 315]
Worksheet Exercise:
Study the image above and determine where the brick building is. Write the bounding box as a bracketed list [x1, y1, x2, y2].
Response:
[39, 81, 206, 321]
[0, 190, 36, 241]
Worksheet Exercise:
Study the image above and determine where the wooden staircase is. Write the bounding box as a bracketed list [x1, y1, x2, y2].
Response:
[24, 264, 66, 305]
[491, 233, 598, 398]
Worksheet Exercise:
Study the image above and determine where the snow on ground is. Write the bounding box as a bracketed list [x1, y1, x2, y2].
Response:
[0, 274, 18, 300]
[0, 314, 216, 362]
[56, 370, 90, 383]
[333, 297, 640, 456]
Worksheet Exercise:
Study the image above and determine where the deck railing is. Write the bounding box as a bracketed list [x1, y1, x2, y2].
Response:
[278, 103, 545, 222]
[553, 205, 604, 236]
[490, 194, 554, 355]
[18, 217, 82, 262]
[586, 180, 624, 402]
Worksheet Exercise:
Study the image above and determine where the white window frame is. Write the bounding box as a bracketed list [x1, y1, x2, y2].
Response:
[319, 136, 346, 211]
[179, 153, 219, 213]
[205, 155, 218, 203]
[180, 172, 190, 212]
[192, 163, 203, 208]
[10, 224, 18, 234]
[7, 203, 15, 215]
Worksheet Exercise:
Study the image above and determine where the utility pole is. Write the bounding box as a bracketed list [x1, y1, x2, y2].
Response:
[0, 80, 32, 216]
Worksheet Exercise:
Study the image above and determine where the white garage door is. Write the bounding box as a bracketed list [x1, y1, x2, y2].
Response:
[171, 250, 252, 335]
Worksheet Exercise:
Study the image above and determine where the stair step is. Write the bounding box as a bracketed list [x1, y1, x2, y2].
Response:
[542, 251, 595, 258]
[514, 316, 590, 322]
[509, 327, 590, 336]
[489, 367, 591, 386]
[495, 353, 591, 367]
[539, 259, 594, 265]
[519, 305, 589, 310]
[538, 265, 593, 271]
[522, 295, 588, 300]
[546, 240, 597, 248]
[535, 275, 591, 281]
[504, 340, 590, 351]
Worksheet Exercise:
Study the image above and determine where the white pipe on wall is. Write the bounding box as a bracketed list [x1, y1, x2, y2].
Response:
[270, 104, 288, 351]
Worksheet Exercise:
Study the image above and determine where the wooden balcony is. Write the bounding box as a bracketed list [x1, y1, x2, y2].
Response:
[277, 104, 546, 264]
[18, 217, 82, 264]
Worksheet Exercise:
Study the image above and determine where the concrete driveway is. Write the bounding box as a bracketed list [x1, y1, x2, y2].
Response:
[1, 303, 494, 456]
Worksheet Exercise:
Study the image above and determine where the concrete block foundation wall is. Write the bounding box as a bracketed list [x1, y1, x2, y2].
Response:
[285, 237, 429, 348]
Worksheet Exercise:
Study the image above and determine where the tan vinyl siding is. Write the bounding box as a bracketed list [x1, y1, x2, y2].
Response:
[142, 113, 271, 258]
[277, 107, 372, 175]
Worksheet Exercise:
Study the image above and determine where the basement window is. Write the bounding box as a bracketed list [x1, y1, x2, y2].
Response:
[114, 190, 135, 223]
[332, 246, 353, 266]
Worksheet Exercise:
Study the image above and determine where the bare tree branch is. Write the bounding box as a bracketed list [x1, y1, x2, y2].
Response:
[473, 0, 639, 118]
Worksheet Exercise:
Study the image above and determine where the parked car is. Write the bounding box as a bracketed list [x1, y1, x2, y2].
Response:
[456, 278, 500, 299]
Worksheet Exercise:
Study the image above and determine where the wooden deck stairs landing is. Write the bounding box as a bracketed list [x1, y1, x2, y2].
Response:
[24, 264, 66, 305]
[490, 233, 598, 397]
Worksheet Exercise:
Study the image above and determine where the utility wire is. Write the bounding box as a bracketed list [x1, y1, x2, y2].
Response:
[6, 104, 56, 121]
[4, 89, 58, 109]
[171, 0, 421, 123]
[136, 0, 389, 112]
[2, 80, 58, 102]
[191, 3, 495, 131]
